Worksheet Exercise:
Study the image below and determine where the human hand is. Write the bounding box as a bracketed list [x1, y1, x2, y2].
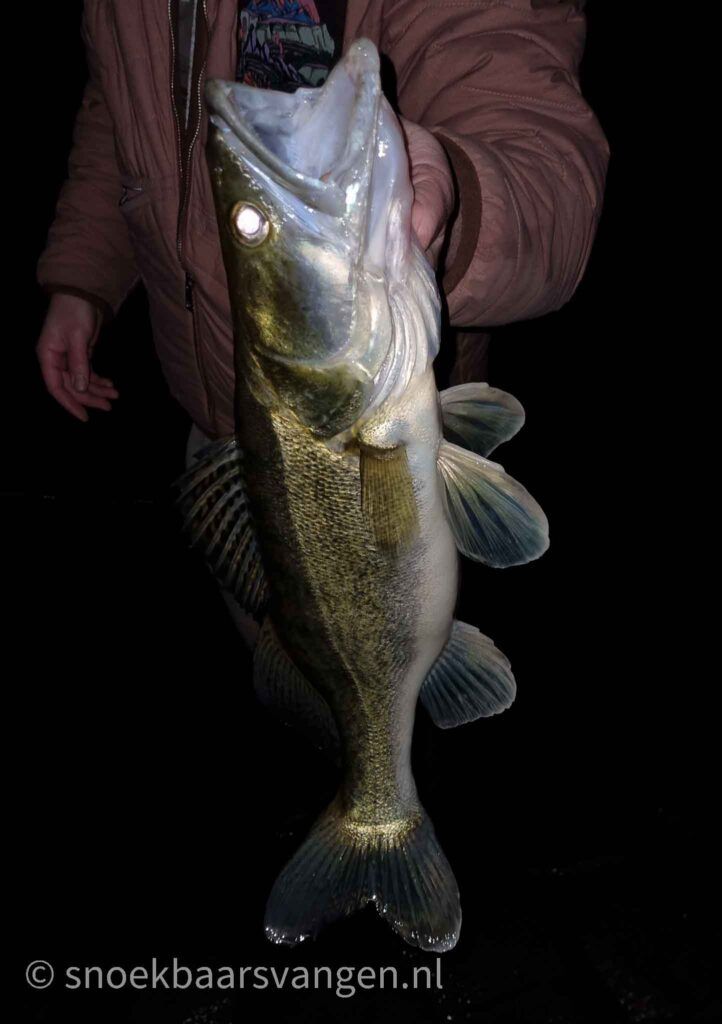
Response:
[401, 117, 456, 267]
[36, 293, 119, 422]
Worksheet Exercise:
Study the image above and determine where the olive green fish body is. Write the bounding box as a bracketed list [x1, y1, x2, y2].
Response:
[175, 39, 549, 953]
[237, 370, 454, 826]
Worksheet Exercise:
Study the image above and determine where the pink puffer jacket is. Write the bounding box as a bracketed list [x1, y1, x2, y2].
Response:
[37, 0, 609, 439]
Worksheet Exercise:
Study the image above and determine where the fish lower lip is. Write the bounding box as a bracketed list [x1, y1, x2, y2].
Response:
[205, 42, 380, 212]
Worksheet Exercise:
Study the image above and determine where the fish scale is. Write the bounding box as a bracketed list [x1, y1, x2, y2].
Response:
[174, 38, 548, 952]
[238, 377, 422, 822]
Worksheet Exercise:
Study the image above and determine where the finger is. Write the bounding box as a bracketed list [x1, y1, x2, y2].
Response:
[67, 332, 92, 393]
[426, 234, 445, 269]
[47, 384, 89, 422]
[87, 381, 119, 399]
[37, 345, 69, 395]
[61, 371, 113, 410]
[78, 395, 113, 412]
[89, 371, 116, 390]
[411, 180, 445, 250]
[66, 391, 113, 412]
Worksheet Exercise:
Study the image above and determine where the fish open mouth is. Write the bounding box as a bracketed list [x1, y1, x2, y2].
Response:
[204, 39, 382, 218]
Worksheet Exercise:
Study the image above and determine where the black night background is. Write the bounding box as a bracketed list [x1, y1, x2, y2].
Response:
[9, 4, 715, 1023]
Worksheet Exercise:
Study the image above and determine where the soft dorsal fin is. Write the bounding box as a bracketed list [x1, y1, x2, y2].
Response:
[421, 620, 516, 728]
[359, 442, 419, 554]
[172, 435, 268, 614]
[440, 383, 525, 457]
[437, 440, 548, 567]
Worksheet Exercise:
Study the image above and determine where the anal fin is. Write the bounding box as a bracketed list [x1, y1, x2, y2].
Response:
[254, 618, 340, 762]
[421, 620, 516, 728]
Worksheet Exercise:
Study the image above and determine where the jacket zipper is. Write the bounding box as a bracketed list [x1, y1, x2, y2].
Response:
[168, 0, 216, 427]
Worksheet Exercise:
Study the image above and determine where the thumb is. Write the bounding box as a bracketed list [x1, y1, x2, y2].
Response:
[410, 177, 442, 251]
[67, 330, 93, 393]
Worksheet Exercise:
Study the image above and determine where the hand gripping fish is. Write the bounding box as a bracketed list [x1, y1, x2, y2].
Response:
[174, 40, 548, 953]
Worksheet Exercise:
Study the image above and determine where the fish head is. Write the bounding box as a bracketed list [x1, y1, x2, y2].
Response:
[205, 39, 439, 439]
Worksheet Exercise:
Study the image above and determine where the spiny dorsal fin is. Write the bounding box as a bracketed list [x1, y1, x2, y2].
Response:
[359, 442, 419, 554]
[254, 618, 340, 762]
[440, 383, 525, 457]
[421, 620, 516, 728]
[172, 435, 268, 615]
[437, 440, 548, 567]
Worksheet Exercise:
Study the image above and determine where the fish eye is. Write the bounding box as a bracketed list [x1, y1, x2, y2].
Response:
[230, 201, 270, 247]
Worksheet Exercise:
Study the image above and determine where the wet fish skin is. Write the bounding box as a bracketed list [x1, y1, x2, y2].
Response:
[175, 38, 548, 952]
[229, 344, 461, 951]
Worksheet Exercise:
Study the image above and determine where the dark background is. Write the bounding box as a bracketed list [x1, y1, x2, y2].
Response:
[10, 4, 715, 1023]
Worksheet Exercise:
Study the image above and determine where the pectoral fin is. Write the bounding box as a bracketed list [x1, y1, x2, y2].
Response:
[360, 443, 419, 554]
[440, 383, 525, 457]
[421, 620, 516, 728]
[437, 440, 548, 567]
[172, 435, 268, 614]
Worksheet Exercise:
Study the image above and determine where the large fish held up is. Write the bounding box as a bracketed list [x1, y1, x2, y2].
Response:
[174, 40, 548, 953]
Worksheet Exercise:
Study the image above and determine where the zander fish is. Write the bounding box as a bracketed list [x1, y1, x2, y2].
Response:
[174, 40, 548, 953]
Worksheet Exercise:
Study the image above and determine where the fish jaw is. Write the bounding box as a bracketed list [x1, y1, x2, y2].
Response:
[205, 39, 438, 440]
[204, 38, 380, 344]
[206, 118, 375, 438]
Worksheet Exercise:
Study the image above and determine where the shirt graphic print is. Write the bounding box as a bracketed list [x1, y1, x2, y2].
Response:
[237, 1, 347, 91]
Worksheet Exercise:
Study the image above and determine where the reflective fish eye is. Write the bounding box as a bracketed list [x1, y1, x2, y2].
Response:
[230, 201, 270, 246]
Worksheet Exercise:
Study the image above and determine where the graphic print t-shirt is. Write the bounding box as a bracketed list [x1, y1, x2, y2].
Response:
[237, 1, 347, 91]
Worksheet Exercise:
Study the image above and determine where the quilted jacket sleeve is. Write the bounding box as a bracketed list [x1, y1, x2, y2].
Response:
[382, 0, 609, 326]
[36, 3, 140, 321]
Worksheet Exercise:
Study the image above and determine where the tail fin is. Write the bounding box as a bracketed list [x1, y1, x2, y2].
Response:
[264, 801, 460, 952]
